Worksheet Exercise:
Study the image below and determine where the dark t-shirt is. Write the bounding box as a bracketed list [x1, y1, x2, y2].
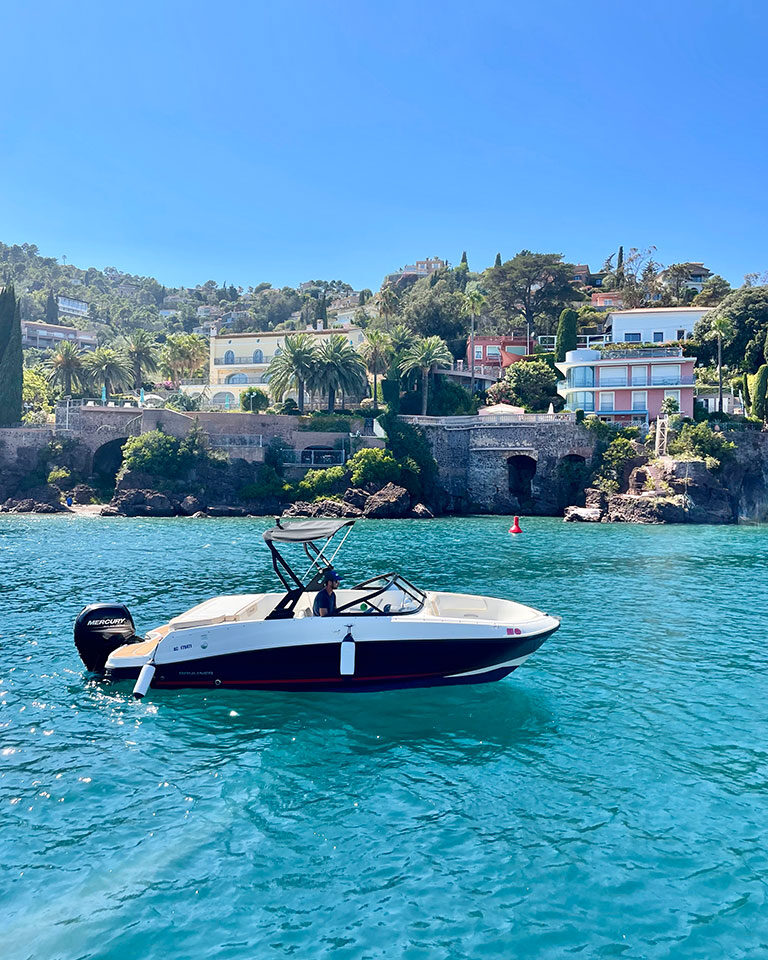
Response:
[313, 588, 337, 617]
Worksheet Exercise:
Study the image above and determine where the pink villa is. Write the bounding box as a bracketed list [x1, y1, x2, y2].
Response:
[555, 346, 695, 424]
[465, 332, 530, 368]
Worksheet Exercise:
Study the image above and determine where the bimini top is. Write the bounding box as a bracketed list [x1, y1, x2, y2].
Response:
[263, 518, 356, 544]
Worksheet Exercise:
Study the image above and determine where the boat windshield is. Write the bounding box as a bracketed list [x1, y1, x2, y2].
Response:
[339, 573, 426, 616]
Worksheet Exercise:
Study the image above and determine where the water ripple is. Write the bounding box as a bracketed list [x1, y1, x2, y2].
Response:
[1, 515, 768, 959]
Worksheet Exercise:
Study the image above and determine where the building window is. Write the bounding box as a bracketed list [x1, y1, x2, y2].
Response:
[486, 345, 501, 359]
[252, 349, 263, 363]
[223, 350, 235, 364]
[569, 366, 594, 388]
[630, 365, 647, 386]
[652, 364, 680, 386]
[474, 346, 483, 360]
[653, 331, 664, 342]
[599, 392, 615, 411]
[631, 391, 647, 411]
[570, 391, 594, 412]
[624, 333, 641, 343]
[664, 389, 681, 406]
[676, 329, 686, 340]
[212, 392, 235, 408]
[226, 373, 248, 384]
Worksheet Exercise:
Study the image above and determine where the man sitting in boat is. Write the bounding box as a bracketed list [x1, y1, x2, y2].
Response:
[313, 569, 340, 617]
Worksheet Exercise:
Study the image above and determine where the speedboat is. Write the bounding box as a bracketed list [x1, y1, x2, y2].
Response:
[74, 518, 560, 698]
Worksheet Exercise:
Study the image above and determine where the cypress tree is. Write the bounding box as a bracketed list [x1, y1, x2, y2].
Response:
[752, 364, 768, 421]
[460, 250, 468, 265]
[0, 285, 23, 425]
[742, 373, 750, 408]
[616, 245, 624, 286]
[494, 253, 502, 268]
[555, 308, 579, 363]
[45, 291, 59, 325]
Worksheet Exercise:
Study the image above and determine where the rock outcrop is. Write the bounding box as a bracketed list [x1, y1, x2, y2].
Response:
[362, 483, 411, 519]
[564, 506, 602, 522]
[283, 499, 362, 519]
[409, 502, 434, 519]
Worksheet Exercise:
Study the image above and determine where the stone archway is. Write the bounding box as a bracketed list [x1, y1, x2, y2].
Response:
[92, 437, 129, 483]
[555, 453, 589, 510]
[507, 454, 537, 510]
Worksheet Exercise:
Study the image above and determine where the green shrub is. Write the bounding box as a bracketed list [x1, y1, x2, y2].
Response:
[380, 379, 400, 413]
[575, 408, 585, 423]
[264, 437, 289, 476]
[47, 466, 72, 487]
[240, 386, 270, 412]
[296, 465, 347, 499]
[378, 413, 439, 503]
[347, 448, 401, 487]
[299, 413, 352, 432]
[121, 426, 223, 478]
[752, 364, 768, 420]
[668, 423, 736, 465]
[165, 392, 200, 412]
[592, 436, 637, 492]
[238, 465, 291, 500]
[122, 431, 184, 476]
[398, 378, 476, 416]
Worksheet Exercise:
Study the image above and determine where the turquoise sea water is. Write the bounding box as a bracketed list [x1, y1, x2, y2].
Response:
[1, 514, 767, 959]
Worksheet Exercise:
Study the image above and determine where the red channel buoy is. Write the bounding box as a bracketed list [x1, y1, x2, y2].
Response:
[509, 516, 522, 535]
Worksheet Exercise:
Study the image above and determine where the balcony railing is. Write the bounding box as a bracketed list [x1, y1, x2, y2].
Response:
[562, 376, 694, 389]
[208, 434, 264, 448]
[282, 449, 346, 466]
[214, 356, 272, 365]
[599, 346, 684, 359]
[217, 375, 268, 385]
[450, 361, 503, 380]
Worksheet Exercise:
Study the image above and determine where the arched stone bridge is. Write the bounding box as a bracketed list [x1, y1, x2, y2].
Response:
[401, 415, 598, 514]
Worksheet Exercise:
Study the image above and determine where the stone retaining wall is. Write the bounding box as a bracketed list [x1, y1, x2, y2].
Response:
[414, 419, 598, 514]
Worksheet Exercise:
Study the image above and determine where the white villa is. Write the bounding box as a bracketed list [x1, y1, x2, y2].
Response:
[607, 306, 711, 344]
[181, 326, 365, 408]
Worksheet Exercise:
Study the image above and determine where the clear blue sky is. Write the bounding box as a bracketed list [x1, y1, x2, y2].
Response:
[2, 0, 766, 291]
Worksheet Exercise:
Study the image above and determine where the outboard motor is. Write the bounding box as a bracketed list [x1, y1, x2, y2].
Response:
[74, 603, 138, 673]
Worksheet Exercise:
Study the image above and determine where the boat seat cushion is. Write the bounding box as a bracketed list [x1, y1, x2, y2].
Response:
[169, 594, 266, 630]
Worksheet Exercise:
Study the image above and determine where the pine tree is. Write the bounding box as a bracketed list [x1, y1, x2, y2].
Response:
[45, 290, 59, 325]
[616, 246, 624, 286]
[554, 308, 579, 363]
[494, 253, 502, 268]
[460, 251, 468, 265]
[0, 285, 23, 425]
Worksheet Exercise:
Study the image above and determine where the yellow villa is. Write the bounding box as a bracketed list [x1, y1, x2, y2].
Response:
[181, 326, 366, 408]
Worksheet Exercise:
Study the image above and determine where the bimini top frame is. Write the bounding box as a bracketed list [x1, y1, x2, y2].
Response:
[263, 518, 357, 620]
[263, 517, 427, 621]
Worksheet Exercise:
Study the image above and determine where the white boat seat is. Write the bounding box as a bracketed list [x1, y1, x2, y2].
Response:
[169, 594, 266, 630]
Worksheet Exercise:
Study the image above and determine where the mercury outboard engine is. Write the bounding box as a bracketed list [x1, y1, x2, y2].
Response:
[74, 603, 139, 673]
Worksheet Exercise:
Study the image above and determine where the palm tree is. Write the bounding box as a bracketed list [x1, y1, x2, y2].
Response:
[312, 334, 367, 412]
[123, 329, 159, 390]
[266, 333, 318, 413]
[162, 333, 208, 389]
[462, 285, 487, 394]
[377, 285, 399, 328]
[399, 336, 453, 415]
[710, 314, 734, 413]
[389, 323, 413, 354]
[83, 346, 132, 398]
[181, 334, 209, 380]
[46, 341, 85, 397]
[360, 331, 393, 411]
